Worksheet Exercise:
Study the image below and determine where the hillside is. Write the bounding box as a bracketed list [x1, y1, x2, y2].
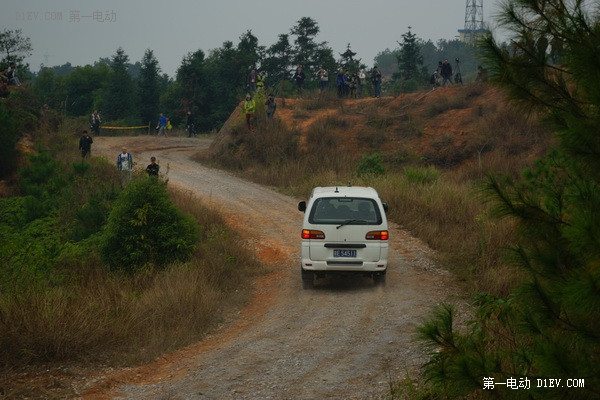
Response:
[212, 84, 550, 175]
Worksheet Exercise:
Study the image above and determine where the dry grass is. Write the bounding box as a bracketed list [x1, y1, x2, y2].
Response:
[0, 189, 263, 370]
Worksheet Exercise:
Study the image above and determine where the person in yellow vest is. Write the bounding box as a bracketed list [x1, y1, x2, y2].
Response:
[243, 94, 256, 130]
[256, 71, 266, 93]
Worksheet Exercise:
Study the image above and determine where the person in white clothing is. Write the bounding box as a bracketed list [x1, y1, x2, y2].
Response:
[117, 148, 133, 186]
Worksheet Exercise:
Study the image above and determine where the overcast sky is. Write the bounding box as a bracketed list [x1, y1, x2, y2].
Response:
[2, 0, 505, 78]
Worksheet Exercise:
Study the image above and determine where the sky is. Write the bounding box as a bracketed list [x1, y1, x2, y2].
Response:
[2, 0, 506, 78]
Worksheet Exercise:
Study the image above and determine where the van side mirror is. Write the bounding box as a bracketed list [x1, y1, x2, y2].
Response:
[382, 202, 388, 213]
[298, 201, 306, 212]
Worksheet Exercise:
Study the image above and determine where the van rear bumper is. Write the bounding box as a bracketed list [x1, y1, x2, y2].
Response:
[301, 260, 387, 272]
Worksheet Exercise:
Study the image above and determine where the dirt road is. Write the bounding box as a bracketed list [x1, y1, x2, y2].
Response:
[82, 135, 457, 400]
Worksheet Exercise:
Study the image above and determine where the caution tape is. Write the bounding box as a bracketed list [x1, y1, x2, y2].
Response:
[101, 124, 151, 130]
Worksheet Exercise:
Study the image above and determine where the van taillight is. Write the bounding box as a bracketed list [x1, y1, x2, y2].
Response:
[302, 229, 325, 239]
[366, 230, 388, 240]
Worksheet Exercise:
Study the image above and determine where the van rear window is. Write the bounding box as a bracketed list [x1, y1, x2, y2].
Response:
[308, 197, 382, 225]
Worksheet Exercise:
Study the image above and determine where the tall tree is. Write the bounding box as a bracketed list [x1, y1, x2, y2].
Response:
[102, 47, 135, 121]
[62, 63, 109, 116]
[395, 27, 425, 81]
[175, 49, 208, 128]
[418, 1, 600, 398]
[262, 34, 294, 87]
[290, 17, 320, 74]
[138, 49, 161, 125]
[0, 29, 32, 65]
[338, 43, 365, 73]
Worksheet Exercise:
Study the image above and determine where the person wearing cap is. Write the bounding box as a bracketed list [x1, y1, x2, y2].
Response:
[243, 94, 256, 130]
[146, 156, 159, 177]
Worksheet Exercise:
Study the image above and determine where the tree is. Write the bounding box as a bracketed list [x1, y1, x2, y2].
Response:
[418, 1, 600, 398]
[32, 68, 60, 108]
[338, 43, 365, 74]
[138, 49, 161, 126]
[262, 34, 294, 87]
[290, 17, 324, 76]
[173, 49, 208, 128]
[0, 29, 32, 65]
[100, 178, 200, 271]
[395, 27, 425, 81]
[102, 47, 135, 121]
[62, 63, 110, 117]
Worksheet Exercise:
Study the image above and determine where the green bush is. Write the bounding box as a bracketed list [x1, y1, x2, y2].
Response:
[356, 153, 386, 176]
[99, 178, 200, 271]
[402, 166, 440, 184]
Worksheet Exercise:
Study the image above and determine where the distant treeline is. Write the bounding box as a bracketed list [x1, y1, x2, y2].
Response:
[27, 17, 480, 130]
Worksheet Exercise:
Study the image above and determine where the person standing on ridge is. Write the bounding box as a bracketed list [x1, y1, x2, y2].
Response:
[371, 66, 382, 98]
[293, 66, 305, 97]
[243, 94, 256, 130]
[265, 93, 276, 120]
[317, 67, 329, 93]
[440, 60, 453, 86]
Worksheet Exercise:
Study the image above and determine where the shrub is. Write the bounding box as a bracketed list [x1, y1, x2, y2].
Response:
[100, 178, 200, 271]
[402, 166, 440, 184]
[356, 153, 386, 176]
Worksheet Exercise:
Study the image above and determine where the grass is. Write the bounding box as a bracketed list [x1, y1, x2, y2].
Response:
[0, 185, 263, 373]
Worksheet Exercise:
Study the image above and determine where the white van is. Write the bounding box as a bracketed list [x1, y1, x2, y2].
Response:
[298, 186, 389, 288]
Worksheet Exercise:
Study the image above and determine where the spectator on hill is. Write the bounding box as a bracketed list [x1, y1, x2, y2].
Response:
[293, 66, 305, 97]
[78, 130, 93, 158]
[146, 156, 159, 177]
[336, 68, 346, 98]
[7, 63, 21, 86]
[344, 71, 351, 97]
[371, 66, 382, 98]
[265, 93, 276, 120]
[243, 94, 256, 130]
[349, 72, 358, 98]
[358, 70, 365, 98]
[89, 109, 101, 136]
[117, 148, 133, 186]
[248, 69, 257, 93]
[256, 71, 266, 93]
[316, 67, 329, 93]
[440, 60, 453, 86]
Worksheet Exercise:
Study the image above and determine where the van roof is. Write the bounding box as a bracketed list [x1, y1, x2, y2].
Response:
[310, 186, 380, 199]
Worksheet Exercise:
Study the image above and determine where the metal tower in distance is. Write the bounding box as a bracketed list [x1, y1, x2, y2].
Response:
[458, 0, 488, 44]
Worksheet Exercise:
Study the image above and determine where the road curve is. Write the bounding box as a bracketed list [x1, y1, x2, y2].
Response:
[82, 135, 457, 400]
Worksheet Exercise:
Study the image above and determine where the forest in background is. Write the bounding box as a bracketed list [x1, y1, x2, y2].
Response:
[3, 17, 481, 131]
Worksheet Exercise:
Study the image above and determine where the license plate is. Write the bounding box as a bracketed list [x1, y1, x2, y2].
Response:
[333, 249, 357, 258]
